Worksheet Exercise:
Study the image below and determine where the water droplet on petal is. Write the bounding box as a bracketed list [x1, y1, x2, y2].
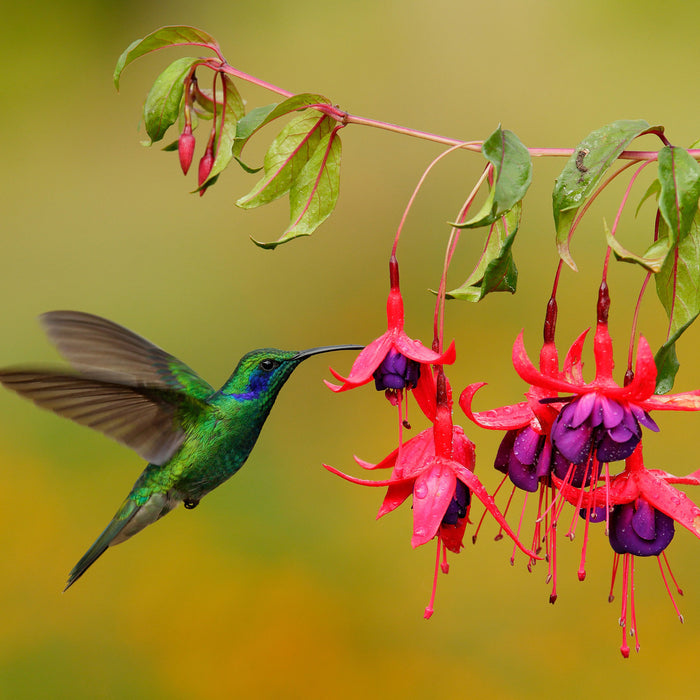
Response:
[414, 483, 428, 499]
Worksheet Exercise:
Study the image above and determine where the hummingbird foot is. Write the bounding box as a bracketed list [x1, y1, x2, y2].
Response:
[183, 499, 200, 510]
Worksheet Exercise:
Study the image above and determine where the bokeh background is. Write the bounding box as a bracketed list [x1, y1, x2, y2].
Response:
[3, 1, 700, 697]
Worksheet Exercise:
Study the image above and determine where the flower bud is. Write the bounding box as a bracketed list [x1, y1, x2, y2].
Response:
[198, 149, 214, 196]
[178, 125, 195, 175]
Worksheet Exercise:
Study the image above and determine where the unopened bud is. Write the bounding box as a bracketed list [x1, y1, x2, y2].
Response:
[178, 125, 195, 175]
[198, 150, 214, 196]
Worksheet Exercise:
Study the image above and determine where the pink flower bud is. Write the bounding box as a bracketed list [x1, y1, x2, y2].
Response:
[198, 149, 214, 197]
[178, 125, 195, 175]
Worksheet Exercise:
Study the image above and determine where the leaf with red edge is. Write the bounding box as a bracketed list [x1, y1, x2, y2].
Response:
[236, 112, 333, 208]
[115, 26, 220, 90]
[252, 127, 343, 248]
[233, 93, 331, 158]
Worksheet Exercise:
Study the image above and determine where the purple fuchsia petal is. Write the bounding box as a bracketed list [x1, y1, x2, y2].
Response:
[608, 500, 675, 556]
[372, 348, 421, 391]
[571, 393, 597, 428]
[513, 426, 540, 465]
[442, 480, 470, 525]
[508, 452, 539, 492]
[551, 403, 594, 464]
[535, 438, 553, 479]
[552, 451, 600, 488]
[630, 404, 659, 432]
[494, 430, 518, 474]
[601, 396, 625, 429]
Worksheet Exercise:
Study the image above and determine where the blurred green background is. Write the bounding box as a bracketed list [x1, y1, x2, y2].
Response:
[3, 1, 700, 697]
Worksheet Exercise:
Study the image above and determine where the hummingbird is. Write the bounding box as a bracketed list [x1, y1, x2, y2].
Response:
[0, 311, 361, 590]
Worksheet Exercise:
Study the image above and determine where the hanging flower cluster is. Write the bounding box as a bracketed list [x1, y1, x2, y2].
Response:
[459, 282, 700, 657]
[325, 255, 538, 617]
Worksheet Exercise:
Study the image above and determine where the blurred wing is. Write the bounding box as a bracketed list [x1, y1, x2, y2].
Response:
[40, 311, 214, 400]
[0, 370, 202, 464]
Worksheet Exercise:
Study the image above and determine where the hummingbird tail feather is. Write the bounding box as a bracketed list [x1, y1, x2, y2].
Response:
[64, 499, 140, 591]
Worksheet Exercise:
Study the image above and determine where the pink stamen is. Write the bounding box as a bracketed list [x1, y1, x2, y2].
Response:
[658, 555, 684, 623]
[609, 552, 620, 603]
[620, 553, 630, 658]
[495, 485, 517, 541]
[630, 557, 640, 654]
[424, 536, 442, 619]
[548, 516, 558, 604]
[511, 493, 529, 565]
[662, 551, 684, 596]
[577, 503, 593, 581]
[473, 473, 508, 544]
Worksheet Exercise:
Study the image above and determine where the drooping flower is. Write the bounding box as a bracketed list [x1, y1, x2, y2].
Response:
[553, 444, 700, 657]
[326, 256, 455, 405]
[325, 370, 538, 617]
[512, 319, 700, 466]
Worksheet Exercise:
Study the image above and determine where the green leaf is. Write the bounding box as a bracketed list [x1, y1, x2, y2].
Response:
[234, 93, 331, 157]
[654, 209, 700, 392]
[236, 112, 333, 208]
[143, 57, 199, 144]
[114, 26, 219, 89]
[252, 128, 342, 248]
[657, 145, 700, 245]
[234, 104, 279, 143]
[552, 119, 655, 270]
[195, 76, 246, 190]
[635, 178, 660, 216]
[446, 202, 521, 301]
[454, 127, 532, 229]
[654, 341, 681, 395]
[604, 218, 671, 273]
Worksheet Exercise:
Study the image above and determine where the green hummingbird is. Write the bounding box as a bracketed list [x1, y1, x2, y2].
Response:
[0, 311, 361, 590]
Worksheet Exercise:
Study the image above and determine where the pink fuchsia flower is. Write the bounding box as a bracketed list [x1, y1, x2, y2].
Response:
[325, 256, 456, 405]
[325, 370, 538, 617]
[512, 317, 700, 467]
[553, 445, 700, 657]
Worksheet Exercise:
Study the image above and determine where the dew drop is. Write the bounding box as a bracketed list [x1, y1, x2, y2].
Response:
[414, 483, 428, 499]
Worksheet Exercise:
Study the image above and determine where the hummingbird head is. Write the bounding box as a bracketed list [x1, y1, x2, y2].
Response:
[221, 345, 363, 403]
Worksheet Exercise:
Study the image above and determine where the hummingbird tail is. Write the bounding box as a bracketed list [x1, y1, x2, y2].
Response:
[63, 498, 140, 591]
[63, 490, 179, 591]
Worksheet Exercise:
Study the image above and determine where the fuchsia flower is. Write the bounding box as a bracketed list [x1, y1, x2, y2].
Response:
[511, 319, 700, 465]
[326, 256, 455, 404]
[325, 370, 538, 618]
[554, 445, 700, 657]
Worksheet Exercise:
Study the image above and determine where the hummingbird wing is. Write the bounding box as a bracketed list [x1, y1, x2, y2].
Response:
[40, 310, 215, 400]
[0, 370, 204, 465]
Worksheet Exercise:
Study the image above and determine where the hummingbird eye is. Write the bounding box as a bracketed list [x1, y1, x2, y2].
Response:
[259, 358, 279, 372]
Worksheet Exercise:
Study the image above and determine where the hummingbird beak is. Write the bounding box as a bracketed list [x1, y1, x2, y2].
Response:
[294, 344, 364, 361]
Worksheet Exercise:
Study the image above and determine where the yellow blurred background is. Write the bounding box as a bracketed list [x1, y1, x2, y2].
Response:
[3, 1, 700, 697]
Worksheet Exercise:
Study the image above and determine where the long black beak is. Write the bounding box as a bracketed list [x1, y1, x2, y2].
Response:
[294, 344, 364, 361]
